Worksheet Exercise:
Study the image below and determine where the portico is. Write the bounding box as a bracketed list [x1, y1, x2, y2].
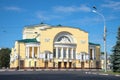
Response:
[25, 43, 40, 59]
[53, 32, 77, 68]
[54, 45, 76, 59]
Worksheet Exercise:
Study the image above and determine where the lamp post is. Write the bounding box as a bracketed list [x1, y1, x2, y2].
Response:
[92, 9, 107, 72]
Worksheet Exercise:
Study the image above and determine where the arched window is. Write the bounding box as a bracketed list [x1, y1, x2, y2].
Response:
[57, 36, 71, 43]
[54, 32, 75, 43]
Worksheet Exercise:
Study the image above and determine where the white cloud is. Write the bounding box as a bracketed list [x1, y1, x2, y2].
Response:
[54, 6, 76, 12]
[71, 17, 101, 26]
[75, 15, 117, 26]
[79, 5, 91, 12]
[101, 0, 120, 10]
[4, 6, 22, 11]
[37, 12, 49, 20]
[106, 15, 117, 21]
[36, 11, 62, 21]
[53, 5, 91, 13]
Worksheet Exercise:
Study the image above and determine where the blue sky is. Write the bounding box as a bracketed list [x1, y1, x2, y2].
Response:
[0, 0, 120, 54]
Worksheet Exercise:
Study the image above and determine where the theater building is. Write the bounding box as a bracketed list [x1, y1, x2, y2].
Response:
[10, 24, 101, 69]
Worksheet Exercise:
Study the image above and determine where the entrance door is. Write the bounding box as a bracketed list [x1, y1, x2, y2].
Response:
[58, 62, 61, 69]
[64, 62, 67, 68]
[45, 61, 48, 68]
[20, 60, 24, 69]
[53, 62, 55, 69]
[81, 62, 84, 69]
[96, 61, 99, 69]
[34, 61, 36, 69]
[69, 62, 72, 68]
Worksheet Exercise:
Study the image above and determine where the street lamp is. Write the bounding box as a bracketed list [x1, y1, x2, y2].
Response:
[92, 9, 107, 72]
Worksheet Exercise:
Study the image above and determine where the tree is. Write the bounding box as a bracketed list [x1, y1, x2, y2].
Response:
[101, 52, 104, 55]
[0, 48, 11, 68]
[111, 27, 120, 72]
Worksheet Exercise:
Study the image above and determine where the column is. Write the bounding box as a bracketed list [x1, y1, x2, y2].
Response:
[61, 47, 63, 59]
[28, 47, 29, 58]
[71, 48, 73, 59]
[66, 48, 69, 59]
[84, 54, 86, 61]
[80, 54, 81, 60]
[92, 48, 95, 60]
[25, 47, 27, 58]
[56, 47, 58, 58]
[32, 47, 34, 58]
[37, 47, 40, 58]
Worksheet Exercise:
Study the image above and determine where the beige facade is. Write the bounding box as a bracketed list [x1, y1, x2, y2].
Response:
[10, 24, 101, 69]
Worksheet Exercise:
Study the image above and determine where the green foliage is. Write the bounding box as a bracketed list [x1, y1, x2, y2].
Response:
[111, 27, 120, 72]
[0, 48, 11, 68]
[101, 52, 104, 55]
[40, 22, 44, 24]
[57, 24, 62, 26]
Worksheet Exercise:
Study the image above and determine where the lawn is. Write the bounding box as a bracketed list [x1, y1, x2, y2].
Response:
[101, 70, 120, 75]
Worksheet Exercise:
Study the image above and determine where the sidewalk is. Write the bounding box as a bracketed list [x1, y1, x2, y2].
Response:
[0, 69, 102, 72]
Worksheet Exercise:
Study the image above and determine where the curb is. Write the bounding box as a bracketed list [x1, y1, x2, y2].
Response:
[99, 73, 109, 75]
[115, 75, 120, 77]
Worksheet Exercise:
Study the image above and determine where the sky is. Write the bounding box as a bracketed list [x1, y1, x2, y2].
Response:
[0, 0, 120, 54]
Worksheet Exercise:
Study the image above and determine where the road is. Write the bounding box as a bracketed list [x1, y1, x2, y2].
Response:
[0, 70, 119, 80]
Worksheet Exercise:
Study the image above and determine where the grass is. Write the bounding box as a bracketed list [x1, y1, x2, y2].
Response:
[100, 70, 120, 75]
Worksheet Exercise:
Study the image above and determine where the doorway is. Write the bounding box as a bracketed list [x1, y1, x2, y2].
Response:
[45, 61, 48, 68]
[58, 62, 61, 69]
[20, 60, 24, 69]
[34, 61, 36, 69]
[64, 62, 67, 68]
[69, 62, 72, 68]
[81, 62, 84, 69]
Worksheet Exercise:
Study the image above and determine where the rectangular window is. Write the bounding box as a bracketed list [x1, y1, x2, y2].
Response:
[34, 47, 37, 58]
[68, 48, 71, 59]
[29, 47, 32, 58]
[45, 54, 47, 59]
[53, 49, 56, 58]
[90, 49, 92, 60]
[73, 49, 76, 59]
[58, 48, 61, 58]
[63, 48, 66, 58]
[82, 55, 84, 60]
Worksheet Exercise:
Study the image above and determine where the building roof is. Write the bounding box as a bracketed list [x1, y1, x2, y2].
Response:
[24, 23, 88, 33]
[17, 38, 39, 43]
[24, 23, 50, 28]
[89, 42, 100, 46]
